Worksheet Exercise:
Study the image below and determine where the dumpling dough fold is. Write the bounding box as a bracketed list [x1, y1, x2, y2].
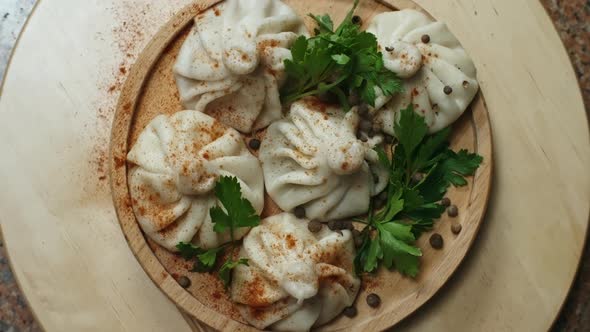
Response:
[231, 213, 360, 331]
[127, 110, 264, 251]
[259, 99, 389, 222]
[367, 10, 479, 133]
[174, 0, 307, 133]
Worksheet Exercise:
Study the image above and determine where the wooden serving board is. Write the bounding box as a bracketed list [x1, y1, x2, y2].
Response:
[109, 0, 492, 331]
[0, 0, 588, 331]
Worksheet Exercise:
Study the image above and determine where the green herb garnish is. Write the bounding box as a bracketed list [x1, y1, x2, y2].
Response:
[209, 176, 261, 238]
[219, 258, 249, 288]
[280, 0, 402, 110]
[355, 105, 483, 276]
[177, 176, 260, 288]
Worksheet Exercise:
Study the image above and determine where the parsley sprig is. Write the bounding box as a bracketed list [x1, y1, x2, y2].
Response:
[355, 105, 483, 277]
[177, 176, 260, 288]
[280, 0, 402, 110]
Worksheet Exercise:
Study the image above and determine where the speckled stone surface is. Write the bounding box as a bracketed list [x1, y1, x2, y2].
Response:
[0, 1, 41, 331]
[0, 1, 588, 331]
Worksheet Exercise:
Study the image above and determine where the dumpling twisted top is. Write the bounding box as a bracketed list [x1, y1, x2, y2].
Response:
[231, 213, 360, 331]
[174, 0, 307, 133]
[367, 10, 479, 133]
[259, 99, 388, 222]
[127, 110, 264, 250]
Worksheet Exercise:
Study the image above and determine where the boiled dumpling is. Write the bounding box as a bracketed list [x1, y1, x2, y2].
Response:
[127, 110, 264, 251]
[259, 99, 389, 222]
[367, 10, 479, 133]
[231, 213, 360, 331]
[174, 0, 307, 133]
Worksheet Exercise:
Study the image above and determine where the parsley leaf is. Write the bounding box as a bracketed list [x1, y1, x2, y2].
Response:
[403, 203, 446, 237]
[210, 176, 260, 237]
[309, 14, 333, 33]
[375, 187, 404, 221]
[364, 234, 382, 273]
[195, 247, 222, 271]
[332, 54, 351, 64]
[417, 149, 483, 202]
[387, 251, 421, 277]
[219, 258, 249, 288]
[177, 176, 261, 290]
[354, 232, 371, 275]
[413, 127, 451, 171]
[394, 105, 429, 161]
[176, 242, 205, 260]
[280, 0, 402, 110]
[378, 224, 421, 277]
[176, 242, 222, 272]
[374, 146, 392, 169]
[354, 104, 483, 277]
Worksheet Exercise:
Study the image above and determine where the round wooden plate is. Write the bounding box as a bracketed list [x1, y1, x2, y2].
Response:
[109, 0, 492, 331]
[1, 0, 588, 331]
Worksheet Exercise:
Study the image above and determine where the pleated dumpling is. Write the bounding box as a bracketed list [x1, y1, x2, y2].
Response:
[231, 213, 360, 331]
[367, 10, 479, 133]
[173, 0, 307, 133]
[127, 110, 264, 251]
[259, 99, 389, 222]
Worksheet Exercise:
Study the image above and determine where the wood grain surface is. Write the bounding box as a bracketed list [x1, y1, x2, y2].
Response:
[0, 0, 588, 332]
[109, 0, 492, 330]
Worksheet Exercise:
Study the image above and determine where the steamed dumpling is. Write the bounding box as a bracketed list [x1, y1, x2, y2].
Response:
[174, 0, 307, 133]
[231, 213, 360, 331]
[127, 110, 264, 251]
[367, 10, 479, 133]
[259, 99, 389, 222]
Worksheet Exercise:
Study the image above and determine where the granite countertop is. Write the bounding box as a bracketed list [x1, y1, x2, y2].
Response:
[0, 1, 588, 331]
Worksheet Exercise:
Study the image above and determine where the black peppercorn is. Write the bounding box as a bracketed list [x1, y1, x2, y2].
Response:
[451, 223, 462, 234]
[444, 86, 453, 95]
[448, 205, 459, 217]
[421, 34, 431, 43]
[366, 293, 381, 308]
[429, 233, 444, 249]
[328, 220, 338, 231]
[178, 276, 191, 288]
[343, 306, 358, 317]
[248, 138, 261, 150]
[294, 206, 306, 219]
[308, 220, 322, 233]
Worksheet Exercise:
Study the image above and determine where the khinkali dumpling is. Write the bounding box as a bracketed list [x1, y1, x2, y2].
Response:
[231, 213, 360, 331]
[259, 99, 388, 222]
[174, 0, 307, 133]
[367, 10, 479, 133]
[127, 110, 264, 251]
